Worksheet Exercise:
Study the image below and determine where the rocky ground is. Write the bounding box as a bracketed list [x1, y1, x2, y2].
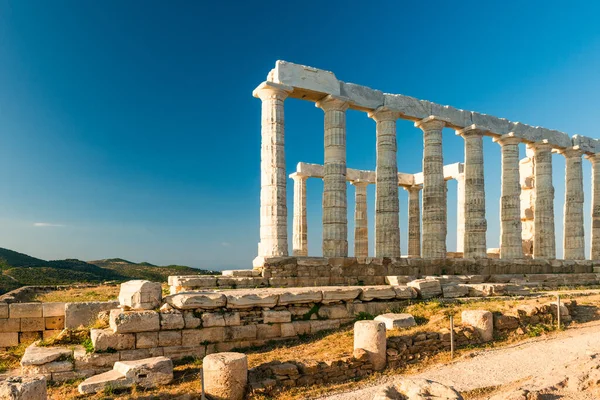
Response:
[322, 320, 600, 399]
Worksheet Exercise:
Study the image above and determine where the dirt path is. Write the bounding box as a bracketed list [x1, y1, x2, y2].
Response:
[321, 321, 600, 399]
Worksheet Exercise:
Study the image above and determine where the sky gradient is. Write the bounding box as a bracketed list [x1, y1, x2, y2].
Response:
[1, 1, 600, 269]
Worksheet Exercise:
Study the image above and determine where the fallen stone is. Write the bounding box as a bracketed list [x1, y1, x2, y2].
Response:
[78, 369, 132, 395]
[408, 279, 442, 299]
[373, 378, 463, 399]
[443, 284, 469, 298]
[462, 310, 493, 342]
[385, 276, 417, 285]
[118, 280, 162, 310]
[113, 356, 173, 388]
[91, 328, 135, 351]
[392, 286, 418, 299]
[164, 292, 227, 310]
[359, 286, 396, 301]
[0, 376, 47, 400]
[21, 344, 72, 366]
[375, 313, 417, 330]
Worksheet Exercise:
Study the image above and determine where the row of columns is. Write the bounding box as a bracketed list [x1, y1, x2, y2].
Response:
[254, 81, 600, 260]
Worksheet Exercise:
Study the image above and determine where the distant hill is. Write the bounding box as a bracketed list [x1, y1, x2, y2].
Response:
[0, 248, 220, 295]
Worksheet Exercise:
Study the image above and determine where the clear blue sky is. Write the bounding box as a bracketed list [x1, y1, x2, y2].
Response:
[1, 1, 600, 269]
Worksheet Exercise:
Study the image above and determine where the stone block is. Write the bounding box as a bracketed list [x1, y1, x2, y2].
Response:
[181, 327, 225, 346]
[280, 323, 296, 337]
[0, 376, 47, 400]
[113, 356, 173, 388]
[164, 292, 226, 310]
[65, 301, 119, 329]
[20, 317, 44, 332]
[263, 310, 291, 324]
[169, 275, 217, 291]
[225, 325, 257, 341]
[203, 352, 248, 400]
[0, 303, 8, 319]
[0, 318, 20, 332]
[119, 280, 162, 310]
[19, 331, 41, 343]
[317, 305, 349, 320]
[109, 309, 160, 333]
[462, 310, 493, 342]
[359, 286, 396, 301]
[493, 314, 520, 330]
[42, 330, 61, 341]
[158, 331, 182, 347]
[277, 288, 322, 305]
[225, 290, 279, 309]
[74, 347, 119, 369]
[270, 60, 340, 96]
[392, 286, 418, 299]
[78, 369, 133, 394]
[183, 311, 201, 328]
[159, 311, 185, 330]
[292, 321, 311, 335]
[42, 302, 65, 317]
[407, 279, 442, 299]
[256, 323, 281, 339]
[23, 360, 73, 374]
[374, 313, 416, 330]
[310, 320, 340, 333]
[0, 332, 18, 347]
[354, 320, 386, 371]
[340, 82, 383, 110]
[320, 286, 361, 303]
[136, 332, 159, 349]
[9, 303, 42, 319]
[21, 344, 72, 366]
[385, 276, 417, 285]
[222, 269, 259, 277]
[45, 316, 64, 330]
[91, 329, 135, 351]
[384, 93, 430, 120]
[442, 284, 469, 298]
[202, 312, 240, 327]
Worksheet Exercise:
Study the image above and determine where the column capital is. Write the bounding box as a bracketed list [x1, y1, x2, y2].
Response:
[315, 95, 350, 112]
[367, 106, 402, 122]
[493, 132, 522, 146]
[289, 172, 309, 181]
[455, 124, 486, 138]
[403, 185, 422, 193]
[414, 115, 448, 130]
[585, 153, 600, 163]
[252, 81, 293, 101]
[351, 179, 369, 188]
[555, 146, 583, 158]
[527, 139, 554, 152]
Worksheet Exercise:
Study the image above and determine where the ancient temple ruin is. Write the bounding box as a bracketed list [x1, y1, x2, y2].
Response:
[252, 61, 600, 271]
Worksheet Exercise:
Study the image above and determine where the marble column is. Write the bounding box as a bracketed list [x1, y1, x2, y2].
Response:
[352, 180, 369, 258]
[316, 95, 350, 257]
[530, 141, 556, 259]
[588, 154, 600, 260]
[494, 134, 524, 259]
[290, 173, 308, 256]
[456, 126, 487, 258]
[415, 116, 447, 259]
[368, 107, 402, 257]
[404, 186, 422, 258]
[560, 147, 585, 260]
[456, 173, 465, 254]
[253, 82, 292, 257]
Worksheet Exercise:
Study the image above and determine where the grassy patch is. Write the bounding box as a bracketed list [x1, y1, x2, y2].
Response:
[33, 285, 120, 303]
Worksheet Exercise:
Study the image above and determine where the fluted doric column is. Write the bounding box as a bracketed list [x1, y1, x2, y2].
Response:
[253, 81, 292, 257]
[494, 133, 524, 259]
[588, 154, 600, 260]
[368, 107, 401, 257]
[415, 116, 447, 259]
[404, 186, 422, 257]
[352, 180, 369, 258]
[559, 147, 585, 260]
[290, 172, 308, 256]
[456, 173, 465, 254]
[316, 95, 350, 257]
[529, 141, 556, 259]
[456, 125, 487, 258]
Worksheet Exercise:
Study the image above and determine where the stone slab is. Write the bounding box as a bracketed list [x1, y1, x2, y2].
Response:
[374, 313, 417, 330]
[165, 292, 226, 310]
[42, 302, 65, 317]
[0, 376, 47, 400]
[109, 309, 160, 333]
[64, 301, 119, 329]
[21, 344, 72, 366]
[9, 303, 42, 319]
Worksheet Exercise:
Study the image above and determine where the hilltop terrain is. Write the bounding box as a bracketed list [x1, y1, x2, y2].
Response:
[0, 248, 219, 294]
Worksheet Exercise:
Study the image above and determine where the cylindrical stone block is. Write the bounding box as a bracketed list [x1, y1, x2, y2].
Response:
[416, 117, 447, 259]
[352, 181, 369, 257]
[530, 141, 556, 259]
[354, 320, 386, 370]
[561, 148, 585, 260]
[317, 95, 350, 257]
[203, 352, 248, 400]
[405, 186, 421, 257]
[291, 173, 308, 256]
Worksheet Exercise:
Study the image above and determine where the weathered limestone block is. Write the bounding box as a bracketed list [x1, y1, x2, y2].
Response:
[354, 320, 386, 370]
[91, 328, 135, 351]
[277, 288, 322, 305]
[407, 279, 442, 299]
[109, 309, 160, 333]
[0, 303, 7, 319]
[163, 345, 204, 360]
[113, 356, 173, 388]
[225, 325, 257, 341]
[118, 280, 162, 310]
[359, 286, 396, 301]
[74, 346, 119, 370]
[42, 302, 65, 317]
[257, 323, 281, 339]
[493, 314, 519, 330]
[225, 290, 279, 309]
[136, 332, 159, 349]
[442, 284, 469, 298]
[320, 286, 361, 303]
[183, 311, 201, 329]
[78, 369, 133, 394]
[168, 276, 217, 293]
[45, 316, 64, 330]
[0, 376, 47, 400]
[317, 305, 349, 320]
[158, 331, 182, 347]
[203, 352, 248, 400]
[292, 321, 311, 335]
[462, 310, 493, 342]
[21, 344, 72, 366]
[164, 292, 226, 310]
[385, 276, 417, 285]
[0, 318, 20, 333]
[310, 319, 340, 333]
[159, 311, 185, 330]
[20, 317, 44, 332]
[280, 323, 296, 337]
[392, 286, 418, 299]
[181, 327, 225, 346]
[373, 378, 463, 400]
[263, 310, 291, 324]
[23, 360, 73, 375]
[65, 301, 119, 329]
[202, 312, 240, 327]
[222, 270, 260, 277]
[9, 303, 42, 319]
[374, 313, 416, 330]
[0, 332, 19, 347]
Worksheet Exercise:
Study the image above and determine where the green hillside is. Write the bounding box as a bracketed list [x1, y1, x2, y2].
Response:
[0, 248, 220, 295]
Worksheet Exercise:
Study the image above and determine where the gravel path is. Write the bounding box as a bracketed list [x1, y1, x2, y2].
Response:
[321, 321, 600, 399]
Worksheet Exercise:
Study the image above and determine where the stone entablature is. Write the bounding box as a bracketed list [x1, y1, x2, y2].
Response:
[255, 60, 600, 262]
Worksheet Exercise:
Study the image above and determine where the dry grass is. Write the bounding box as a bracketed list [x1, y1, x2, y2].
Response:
[33, 285, 120, 303]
